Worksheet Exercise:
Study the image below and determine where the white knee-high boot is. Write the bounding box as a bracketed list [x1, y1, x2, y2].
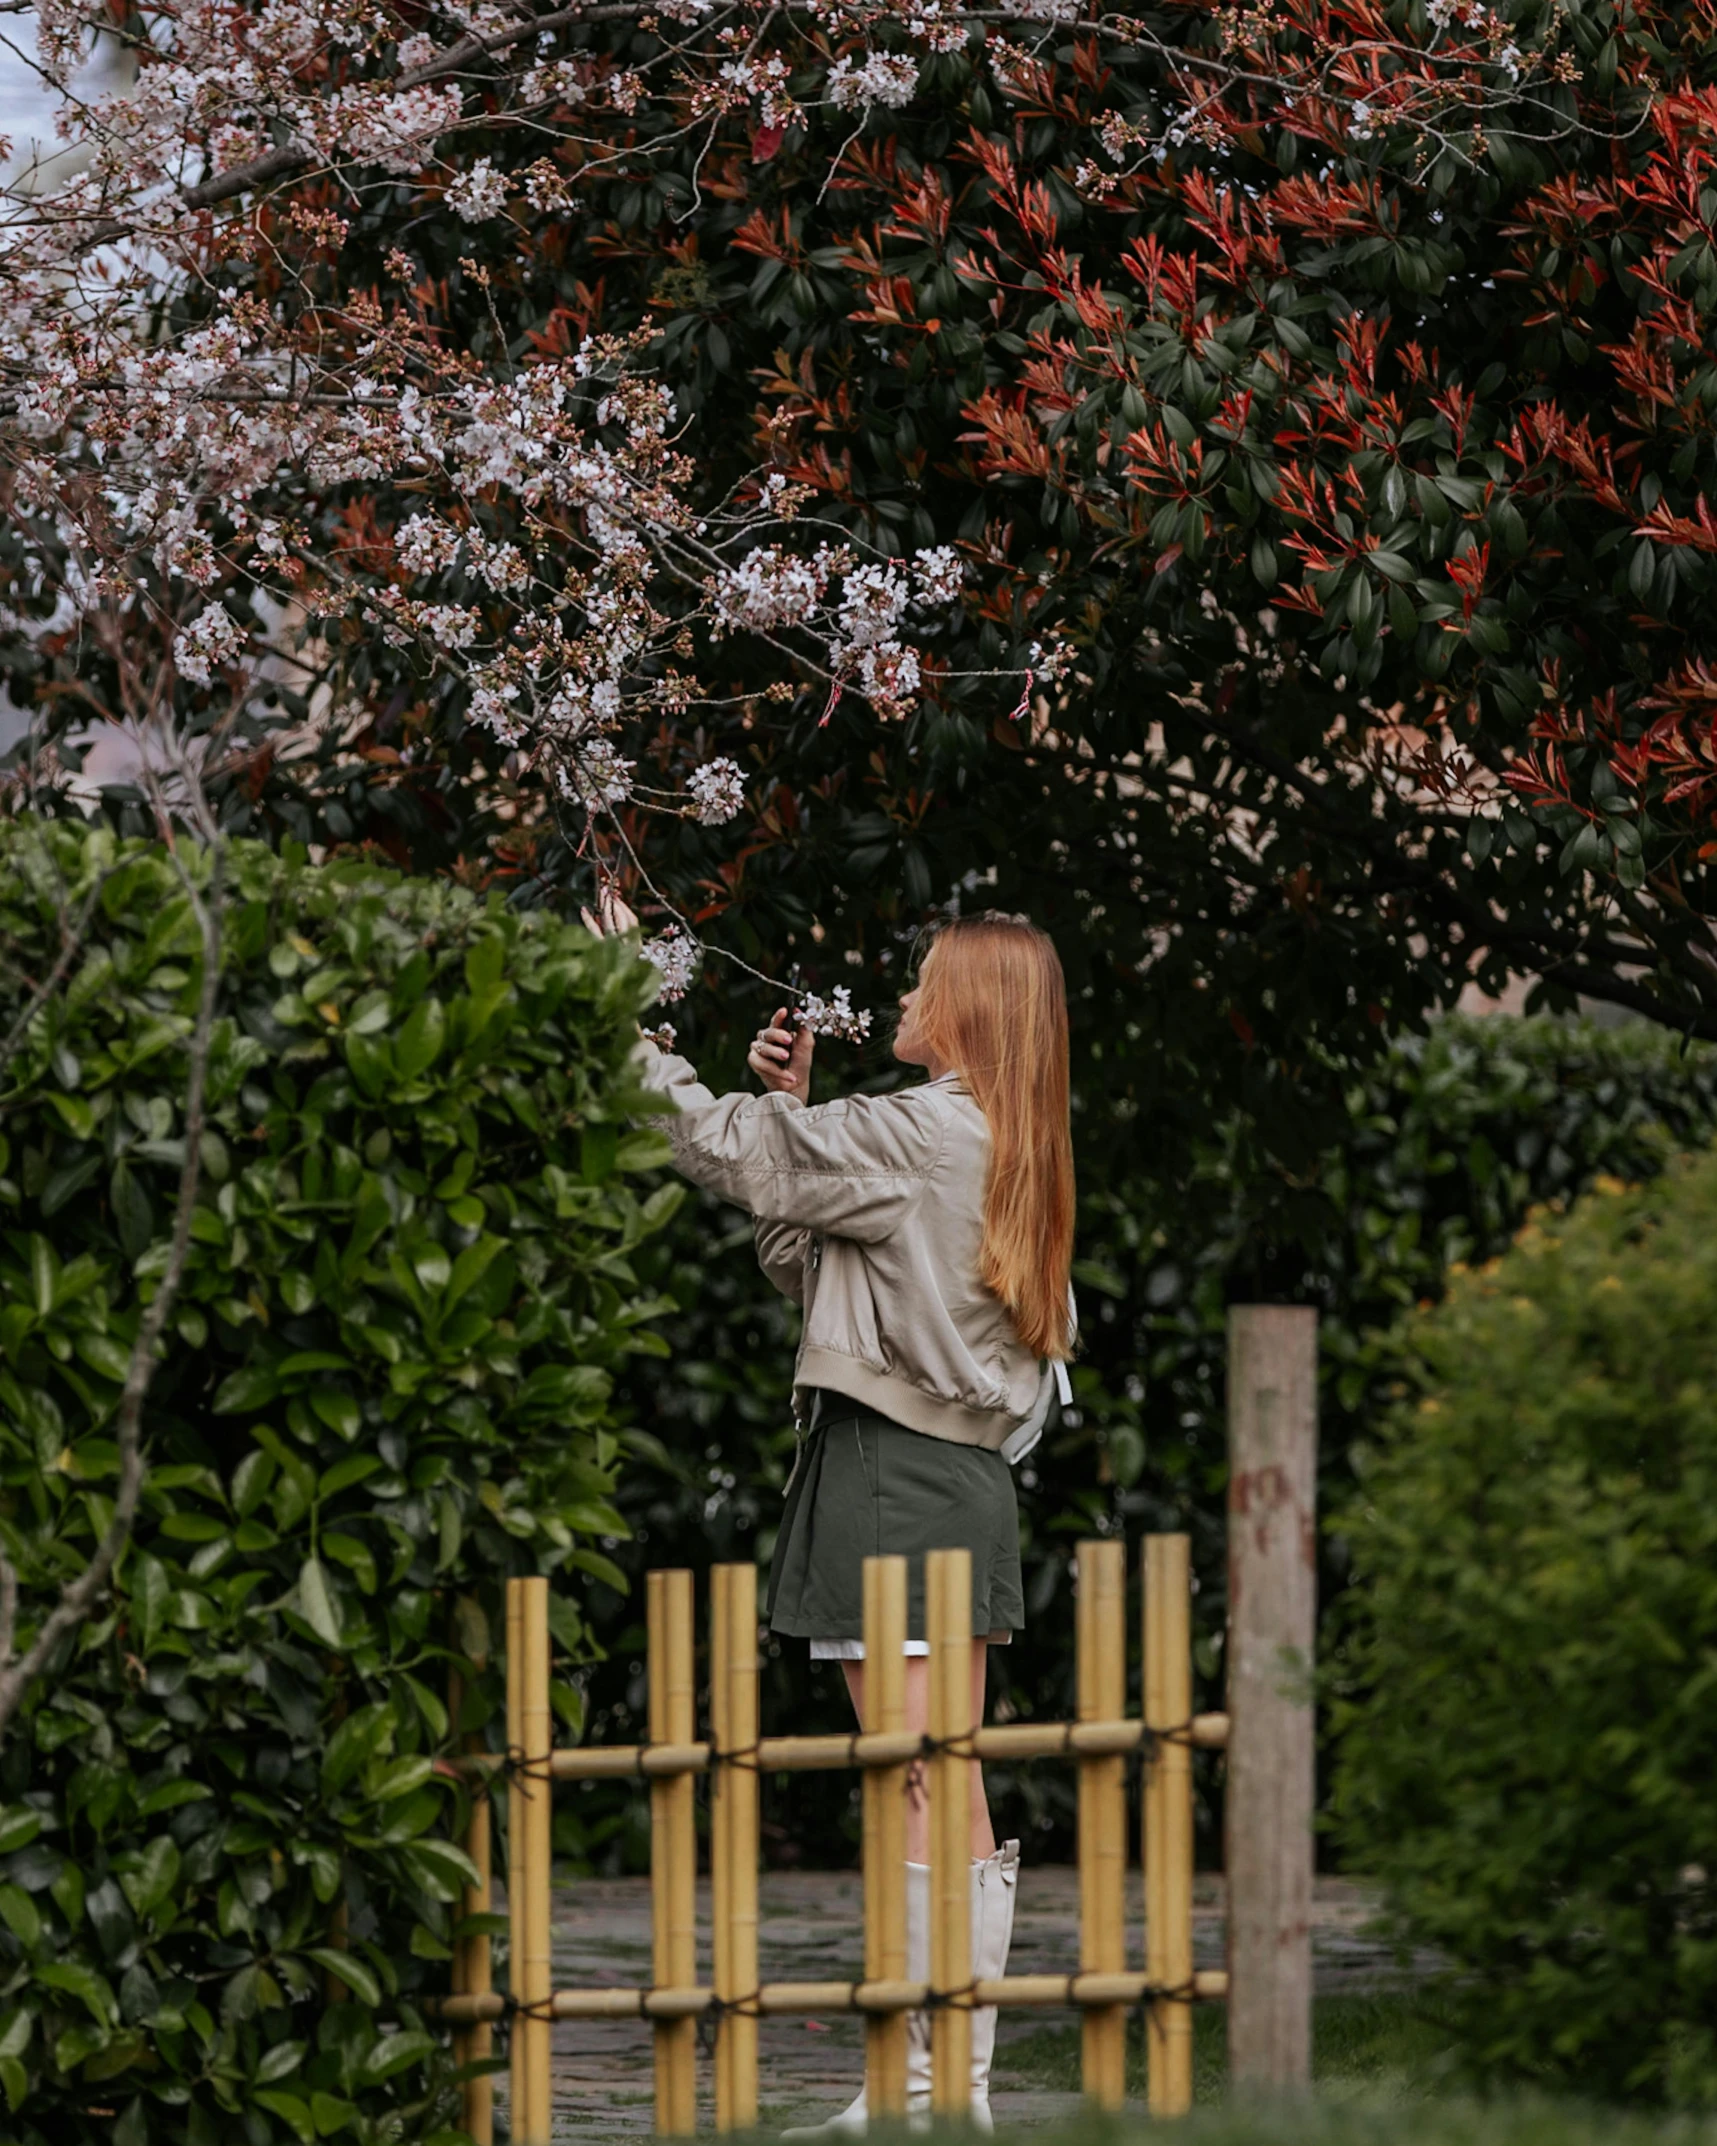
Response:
[782, 1861, 931, 2137]
[905, 1856, 933, 2117]
[968, 1842, 1020, 2133]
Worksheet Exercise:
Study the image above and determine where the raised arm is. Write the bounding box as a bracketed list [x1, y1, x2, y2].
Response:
[639, 1044, 945, 1240]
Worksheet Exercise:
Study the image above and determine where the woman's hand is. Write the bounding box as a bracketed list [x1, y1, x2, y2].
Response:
[580, 888, 639, 938]
[748, 1007, 815, 1103]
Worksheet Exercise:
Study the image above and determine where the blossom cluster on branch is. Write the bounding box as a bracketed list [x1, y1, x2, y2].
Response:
[0, 0, 1635, 1022]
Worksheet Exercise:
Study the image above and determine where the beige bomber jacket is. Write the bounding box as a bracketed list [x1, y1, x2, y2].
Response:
[638, 1045, 1046, 1450]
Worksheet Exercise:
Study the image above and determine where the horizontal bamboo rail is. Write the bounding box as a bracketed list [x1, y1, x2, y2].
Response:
[446, 1714, 1231, 1782]
[437, 1967, 1232, 2028]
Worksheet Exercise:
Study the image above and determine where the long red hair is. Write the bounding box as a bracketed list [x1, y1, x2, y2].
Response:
[913, 915, 1075, 1360]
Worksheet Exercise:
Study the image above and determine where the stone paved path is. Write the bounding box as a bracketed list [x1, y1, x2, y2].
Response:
[503, 1870, 1426, 2138]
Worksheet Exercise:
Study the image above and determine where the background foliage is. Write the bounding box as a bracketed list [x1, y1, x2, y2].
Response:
[0, 818, 675, 2145]
[24, 0, 1717, 1239]
[573, 1012, 1717, 1870]
[1332, 1143, 1717, 2106]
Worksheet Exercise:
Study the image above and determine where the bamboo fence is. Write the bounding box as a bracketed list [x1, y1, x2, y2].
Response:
[438, 1535, 1226, 2142]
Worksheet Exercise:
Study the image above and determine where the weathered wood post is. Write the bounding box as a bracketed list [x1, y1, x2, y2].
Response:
[1225, 1305, 1318, 2094]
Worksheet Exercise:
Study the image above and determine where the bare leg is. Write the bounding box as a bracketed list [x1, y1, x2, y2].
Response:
[841, 1645, 994, 1864]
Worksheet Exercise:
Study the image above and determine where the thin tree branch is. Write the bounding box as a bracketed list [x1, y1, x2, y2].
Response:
[0, 841, 224, 1740]
[0, 859, 112, 1093]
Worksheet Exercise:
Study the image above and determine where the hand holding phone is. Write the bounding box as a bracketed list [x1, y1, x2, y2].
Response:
[748, 1005, 815, 1102]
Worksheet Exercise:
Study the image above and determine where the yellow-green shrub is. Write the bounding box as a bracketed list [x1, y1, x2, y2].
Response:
[1333, 1150, 1717, 2103]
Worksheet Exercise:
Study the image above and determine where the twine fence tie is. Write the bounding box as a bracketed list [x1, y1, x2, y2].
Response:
[696, 1992, 764, 2060]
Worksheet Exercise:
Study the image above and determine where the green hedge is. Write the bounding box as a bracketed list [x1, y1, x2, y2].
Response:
[0, 821, 676, 2143]
[1332, 1148, 1717, 2104]
[584, 1015, 1717, 1869]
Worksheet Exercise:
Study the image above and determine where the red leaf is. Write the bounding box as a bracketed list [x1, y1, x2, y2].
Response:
[751, 124, 785, 163]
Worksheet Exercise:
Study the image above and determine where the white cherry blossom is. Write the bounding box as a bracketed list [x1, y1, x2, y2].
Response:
[687, 756, 745, 825]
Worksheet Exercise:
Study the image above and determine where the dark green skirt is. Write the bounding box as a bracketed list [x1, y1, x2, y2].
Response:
[767, 1397, 1024, 1642]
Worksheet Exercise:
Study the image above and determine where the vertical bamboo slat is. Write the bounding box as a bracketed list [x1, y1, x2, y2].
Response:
[448, 1659, 495, 2146]
[649, 1570, 699, 2135]
[710, 1567, 733, 2128]
[519, 1578, 554, 2145]
[1077, 1538, 1128, 2108]
[713, 1562, 760, 2130]
[1144, 1533, 1194, 2117]
[505, 1580, 529, 2143]
[862, 1555, 910, 2117]
[730, 1563, 761, 2129]
[926, 1547, 973, 2117]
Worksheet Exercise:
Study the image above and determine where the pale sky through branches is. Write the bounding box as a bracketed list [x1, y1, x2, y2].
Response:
[0, 22, 43, 751]
[0, 12, 52, 174]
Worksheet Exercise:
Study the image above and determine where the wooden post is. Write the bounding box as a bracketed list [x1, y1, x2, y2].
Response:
[1226, 1306, 1318, 2095]
[926, 1547, 973, 2118]
[649, 1570, 699, 2135]
[1076, 1539, 1128, 2109]
[862, 1555, 910, 2118]
[1143, 1534, 1194, 2117]
[449, 1658, 495, 2146]
[515, 1578, 554, 2145]
[712, 1563, 760, 2131]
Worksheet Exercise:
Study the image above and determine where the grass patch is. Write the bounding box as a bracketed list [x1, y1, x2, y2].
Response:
[995, 2105, 1717, 2146]
[996, 1990, 1457, 2104]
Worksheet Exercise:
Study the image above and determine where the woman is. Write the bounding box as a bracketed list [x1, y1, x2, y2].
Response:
[590, 900, 1075, 2133]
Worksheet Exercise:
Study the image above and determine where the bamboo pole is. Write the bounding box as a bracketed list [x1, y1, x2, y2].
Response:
[517, 1578, 553, 2145]
[710, 1566, 733, 2129]
[448, 1659, 495, 2146]
[1076, 1539, 1128, 2109]
[1144, 1533, 1194, 2117]
[731, 1563, 761, 2130]
[714, 1562, 760, 2130]
[925, 1547, 973, 2118]
[862, 1555, 910, 2118]
[505, 1580, 529, 2143]
[649, 1570, 699, 2136]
